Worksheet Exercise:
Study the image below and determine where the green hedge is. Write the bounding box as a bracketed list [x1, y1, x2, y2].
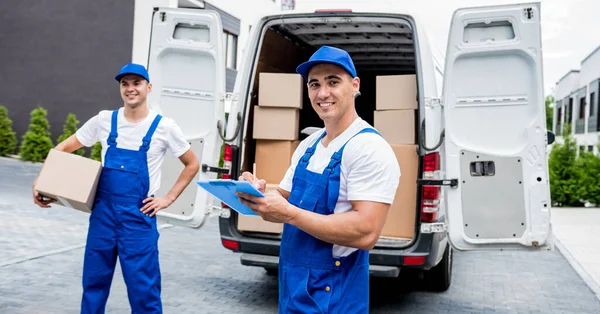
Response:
[549, 124, 600, 207]
[90, 142, 102, 162]
[0, 105, 17, 156]
[19, 107, 54, 162]
[57, 113, 85, 156]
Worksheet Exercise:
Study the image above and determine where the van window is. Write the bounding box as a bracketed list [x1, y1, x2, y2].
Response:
[590, 92, 595, 116]
[223, 31, 238, 69]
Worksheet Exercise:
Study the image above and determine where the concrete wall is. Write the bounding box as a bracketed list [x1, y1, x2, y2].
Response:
[0, 0, 135, 148]
[554, 46, 600, 154]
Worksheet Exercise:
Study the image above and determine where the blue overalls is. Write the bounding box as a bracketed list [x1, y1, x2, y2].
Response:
[81, 110, 163, 314]
[278, 127, 380, 314]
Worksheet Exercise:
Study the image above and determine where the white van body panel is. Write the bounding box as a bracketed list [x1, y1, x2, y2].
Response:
[146, 8, 226, 228]
[442, 2, 551, 250]
[144, 4, 552, 253]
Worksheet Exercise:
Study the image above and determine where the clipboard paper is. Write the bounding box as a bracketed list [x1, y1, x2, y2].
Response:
[196, 180, 264, 216]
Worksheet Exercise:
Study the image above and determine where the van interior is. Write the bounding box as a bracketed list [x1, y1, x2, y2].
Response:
[236, 15, 420, 249]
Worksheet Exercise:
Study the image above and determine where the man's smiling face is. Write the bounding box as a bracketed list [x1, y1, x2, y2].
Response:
[119, 74, 152, 109]
[307, 63, 360, 123]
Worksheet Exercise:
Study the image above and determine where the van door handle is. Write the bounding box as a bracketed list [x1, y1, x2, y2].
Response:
[417, 179, 459, 188]
[201, 164, 229, 174]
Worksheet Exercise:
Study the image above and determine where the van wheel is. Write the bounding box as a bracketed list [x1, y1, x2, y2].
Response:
[423, 244, 452, 292]
[264, 267, 278, 276]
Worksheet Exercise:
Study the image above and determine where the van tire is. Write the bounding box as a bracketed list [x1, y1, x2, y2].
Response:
[423, 244, 452, 292]
[264, 267, 278, 276]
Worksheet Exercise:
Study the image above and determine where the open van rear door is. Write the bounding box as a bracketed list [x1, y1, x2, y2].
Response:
[442, 3, 551, 250]
[147, 8, 226, 228]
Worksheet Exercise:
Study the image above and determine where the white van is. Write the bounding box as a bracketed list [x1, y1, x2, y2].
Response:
[147, 2, 553, 291]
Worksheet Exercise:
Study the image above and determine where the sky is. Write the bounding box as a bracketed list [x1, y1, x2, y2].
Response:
[290, 0, 600, 96]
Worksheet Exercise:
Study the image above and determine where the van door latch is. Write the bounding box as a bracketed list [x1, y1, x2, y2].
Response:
[418, 179, 459, 188]
[202, 164, 229, 174]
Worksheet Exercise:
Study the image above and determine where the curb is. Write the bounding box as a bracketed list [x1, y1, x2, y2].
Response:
[553, 235, 600, 302]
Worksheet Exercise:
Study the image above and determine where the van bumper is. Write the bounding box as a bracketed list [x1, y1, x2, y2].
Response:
[219, 217, 447, 277]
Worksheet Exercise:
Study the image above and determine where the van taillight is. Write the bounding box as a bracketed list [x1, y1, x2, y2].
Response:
[221, 144, 232, 180]
[221, 144, 233, 208]
[421, 152, 441, 223]
[423, 152, 440, 172]
[221, 239, 239, 251]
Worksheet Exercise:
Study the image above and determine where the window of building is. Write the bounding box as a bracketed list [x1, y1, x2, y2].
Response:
[579, 97, 586, 119]
[568, 97, 573, 123]
[557, 107, 562, 125]
[588, 145, 594, 152]
[580, 146, 586, 154]
[222, 31, 238, 69]
[590, 92, 596, 116]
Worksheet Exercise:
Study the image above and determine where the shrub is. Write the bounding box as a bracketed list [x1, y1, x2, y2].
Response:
[57, 113, 85, 156]
[0, 105, 17, 156]
[19, 107, 54, 162]
[574, 150, 600, 206]
[548, 124, 582, 207]
[90, 142, 102, 162]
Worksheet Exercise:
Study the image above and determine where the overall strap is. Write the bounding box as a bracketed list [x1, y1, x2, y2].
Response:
[322, 127, 381, 176]
[107, 110, 119, 146]
[299, 130, 327, 164]
[140, 114, 163, 151]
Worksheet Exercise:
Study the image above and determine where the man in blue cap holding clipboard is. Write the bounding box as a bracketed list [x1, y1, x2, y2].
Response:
[237, 46, 401, 313]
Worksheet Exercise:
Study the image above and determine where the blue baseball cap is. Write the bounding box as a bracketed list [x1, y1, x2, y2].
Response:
[296, 45, 357, 80]
[115, 62, 150, 82]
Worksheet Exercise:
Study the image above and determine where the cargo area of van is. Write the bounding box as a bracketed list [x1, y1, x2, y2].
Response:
[234, 15, 423, 249]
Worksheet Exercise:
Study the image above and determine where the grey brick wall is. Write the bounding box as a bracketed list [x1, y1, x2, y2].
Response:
[0, 0, 134, 148]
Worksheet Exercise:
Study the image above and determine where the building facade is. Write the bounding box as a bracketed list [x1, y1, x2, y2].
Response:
[0, 0, 280, 149]
[553, 45, 600, 155]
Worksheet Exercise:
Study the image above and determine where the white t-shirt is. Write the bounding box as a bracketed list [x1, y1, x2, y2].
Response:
[76, 108, 190, 197]
[279, 117, 401, 257]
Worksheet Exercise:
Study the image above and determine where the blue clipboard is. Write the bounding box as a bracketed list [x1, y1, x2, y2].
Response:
[196, 180, 264, 216]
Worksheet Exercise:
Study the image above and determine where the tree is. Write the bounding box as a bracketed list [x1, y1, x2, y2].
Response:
[548, 124, 582, 207]
[574, 150, 600, 206]
[545, 95, 554, 131]
[90, 142, 102, 162]
[57, 113, 85, 156]
[0, 105, 17, 156]
[19, 107, 54, 162]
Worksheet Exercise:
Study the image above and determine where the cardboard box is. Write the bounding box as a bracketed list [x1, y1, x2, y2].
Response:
[253, 106, 299, 140]
[376, 75, 417, 110]
[34, 149, 102, 213]
[374, 110, 416, 145]
[255, 140, 299, 183]
[237, 183, 284, 234]
[381, 144, 418, 239]
[259, 73, 303, 109]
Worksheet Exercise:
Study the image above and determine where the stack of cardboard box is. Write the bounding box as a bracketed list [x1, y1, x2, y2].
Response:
[374, 75, 419, 239]
[239, 73, 304, 234]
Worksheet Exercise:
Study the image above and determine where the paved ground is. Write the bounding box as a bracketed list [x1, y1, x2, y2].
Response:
[1, 156, 600, 313]
[551, 208, 600, 300]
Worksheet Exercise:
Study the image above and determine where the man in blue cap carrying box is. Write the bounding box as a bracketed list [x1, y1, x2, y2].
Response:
[237, 46, 401, 313]
[32, 62, 200, 313]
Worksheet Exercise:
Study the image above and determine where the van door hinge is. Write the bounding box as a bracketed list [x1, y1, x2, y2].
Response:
[206, 205, 230, 218]
[420, 222, 447, 233]
[425, 97, 443, 108]
[418, 179, 459, 188]
[220, 92, 239, 102]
